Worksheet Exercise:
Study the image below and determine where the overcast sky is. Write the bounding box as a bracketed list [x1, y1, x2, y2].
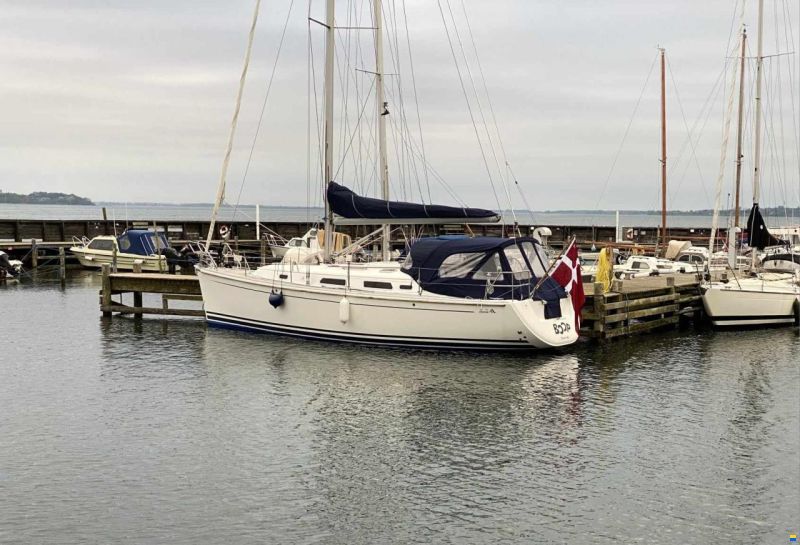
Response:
[1, 0, 798, 211]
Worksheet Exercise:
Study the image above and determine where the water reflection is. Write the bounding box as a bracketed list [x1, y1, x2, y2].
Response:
[2, 275, 797, 544]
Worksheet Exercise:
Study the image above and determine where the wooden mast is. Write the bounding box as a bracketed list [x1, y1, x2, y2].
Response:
[733, 29, 747, 228]
[659, 47, 667, 250]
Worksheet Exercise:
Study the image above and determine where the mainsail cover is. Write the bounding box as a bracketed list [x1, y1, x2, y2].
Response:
[327, 182, 500, 221]
[746, 203, 782, 249]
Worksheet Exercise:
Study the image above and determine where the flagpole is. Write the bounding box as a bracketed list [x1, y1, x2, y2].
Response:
[532, 236, 576, 293]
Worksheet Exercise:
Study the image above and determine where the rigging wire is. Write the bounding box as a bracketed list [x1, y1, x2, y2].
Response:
[435, 0, 503, 217]
[589, 51, 659, 223]
[232, 0, 297, 225]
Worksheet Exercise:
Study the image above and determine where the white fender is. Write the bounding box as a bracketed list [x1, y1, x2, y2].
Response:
[339, 297, 350, 323]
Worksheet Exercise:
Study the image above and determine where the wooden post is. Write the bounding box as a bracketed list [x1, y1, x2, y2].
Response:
[101, 264, 112, 317]
[132, 262, 143, 310]
[102, 207, 109, 235]
[58, 247, 66, 282]
[592, 282, 604, 337]
[112, 245, 118, 273]
[30, 239, 38, 269]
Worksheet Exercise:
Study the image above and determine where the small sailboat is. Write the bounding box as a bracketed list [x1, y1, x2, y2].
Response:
[196, 0, 582, 350]
[701, 1, 800, 327]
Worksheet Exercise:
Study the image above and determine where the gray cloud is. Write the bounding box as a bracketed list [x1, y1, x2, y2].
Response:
[1, 0, 797, 212]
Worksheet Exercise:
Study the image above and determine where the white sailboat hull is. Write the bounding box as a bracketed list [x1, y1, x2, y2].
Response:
[197, 267, 578, 350]
[702, 277, 800, 327]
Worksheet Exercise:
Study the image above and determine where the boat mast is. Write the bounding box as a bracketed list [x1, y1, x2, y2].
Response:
[206, 0, 261, 251]
[322, 0, 335, 261]
[659, 47, 667, 252]
[751, 0, 765, 269]
[733, 28, 747, 228]
[374, 0, 390, 261]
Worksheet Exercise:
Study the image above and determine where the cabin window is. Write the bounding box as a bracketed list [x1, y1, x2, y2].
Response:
[472, 253, 505, 281]
[677, 255, 690, 263]
[279, 274, 288, 279]
[399, 284, 412, 290]
[320, 277, 346, 286]
[504, 247, 532, 280]
[148, 234, 166, 251]
[364, 281, 393, 289]
[519, 241, 548, 277]
[118, 237, 131, 251]
[88, 239, 115, 251]
[631, 261, 649, 270]
[438, 252, 484, 278]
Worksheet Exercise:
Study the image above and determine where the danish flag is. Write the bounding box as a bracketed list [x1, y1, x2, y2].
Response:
[550, 239, 585, 327]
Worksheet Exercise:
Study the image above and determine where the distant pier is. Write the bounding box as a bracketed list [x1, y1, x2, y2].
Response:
[1, 217, 727, 264]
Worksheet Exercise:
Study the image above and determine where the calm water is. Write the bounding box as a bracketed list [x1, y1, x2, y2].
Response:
[1, 271, 799, 544]
[4, 202, 795, 229]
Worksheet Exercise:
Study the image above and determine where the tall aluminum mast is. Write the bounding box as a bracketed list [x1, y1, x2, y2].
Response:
[374, 0, 390, 261]
[750, 0, 765, 269]
[322, 0, 335, 261]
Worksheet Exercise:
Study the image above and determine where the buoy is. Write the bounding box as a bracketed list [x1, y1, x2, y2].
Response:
[339, 297, 350, 323]
[269, 291, 284, 308]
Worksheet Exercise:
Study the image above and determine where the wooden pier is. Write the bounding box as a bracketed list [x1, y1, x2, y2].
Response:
[580, 274, 703, 339]
[100, 264, 203, 318]
[98, 265, 705, 340]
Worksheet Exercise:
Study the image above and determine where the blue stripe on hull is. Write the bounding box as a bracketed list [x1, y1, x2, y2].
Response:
[206, 313, 537, 351]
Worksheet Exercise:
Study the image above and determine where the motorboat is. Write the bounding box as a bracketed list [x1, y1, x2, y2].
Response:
[70, 229, 195, 272]
[0, 250, 22, 279]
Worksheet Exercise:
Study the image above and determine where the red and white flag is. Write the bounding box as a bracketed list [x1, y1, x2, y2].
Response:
[550, 239, 585, 327]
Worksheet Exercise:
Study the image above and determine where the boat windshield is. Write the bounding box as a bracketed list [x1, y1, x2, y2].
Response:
[518, 241, 548, 277]
[504, 246, 532, 280]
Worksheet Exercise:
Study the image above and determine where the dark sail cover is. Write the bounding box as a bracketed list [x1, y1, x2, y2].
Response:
[746, 204, 782, 249]
[327, 182, 500, 221]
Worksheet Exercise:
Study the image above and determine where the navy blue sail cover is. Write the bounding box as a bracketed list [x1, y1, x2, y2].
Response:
[117, 229, 170, 256]
[327, 182, 500, 221]
[402, 236, 566, 313]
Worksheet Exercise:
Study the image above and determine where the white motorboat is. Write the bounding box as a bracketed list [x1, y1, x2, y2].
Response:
[268, 228, 352, 260]
[70, 229, 169, 272]
[0, 250, 22, 279]
[196, 0, 582, 350]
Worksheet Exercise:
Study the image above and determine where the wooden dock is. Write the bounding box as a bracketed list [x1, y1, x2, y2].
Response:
[580, 274, 703, 339]
[100, 264, 204, 318]
[99, 266, 705, 340]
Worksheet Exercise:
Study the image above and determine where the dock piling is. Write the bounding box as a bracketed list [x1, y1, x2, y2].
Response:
[58, 247, 66, 283]
[101, 264, 112, 317]
[31, 239, 38, 269]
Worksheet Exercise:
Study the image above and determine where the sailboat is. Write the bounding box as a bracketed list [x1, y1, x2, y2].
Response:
[701, 0, 800, 327]
[195, 0, 580, 349]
